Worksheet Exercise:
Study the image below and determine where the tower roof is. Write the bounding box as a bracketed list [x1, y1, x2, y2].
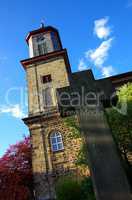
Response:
[26, 26, 59, 44]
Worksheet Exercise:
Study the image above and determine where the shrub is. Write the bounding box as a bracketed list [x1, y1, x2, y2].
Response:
[80, 177, 96, 200]
[55, 177, 82, 200]
[106, 83, 132, 185]
[106, 83, 132, 164]
[56, 176, 96, 200]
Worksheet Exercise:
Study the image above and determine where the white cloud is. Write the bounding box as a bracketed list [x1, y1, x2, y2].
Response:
[85, 38, 113, 67]
[101, 66, 115, 77]
[94, 17, 111, 39]
[0, 104, 26, 119]
[78, 59, 87, 71]
[78, 16, 116, 77]
[85, 38, 115, 77]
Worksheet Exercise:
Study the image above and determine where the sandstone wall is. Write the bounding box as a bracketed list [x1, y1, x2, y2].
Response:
[26, 56, 70, 115]
[29, 115, 86, 200]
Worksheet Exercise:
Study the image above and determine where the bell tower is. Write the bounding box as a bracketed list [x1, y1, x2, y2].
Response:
[21, 24, 71, 116]
[21, 24, 81, 200]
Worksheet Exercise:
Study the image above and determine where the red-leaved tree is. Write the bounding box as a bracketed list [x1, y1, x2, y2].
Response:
[0, 137, 33, 200]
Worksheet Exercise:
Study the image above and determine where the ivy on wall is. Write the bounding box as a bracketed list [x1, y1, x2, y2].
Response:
[62, 116, 81, 139]
[62, 115, 89, 167]
[106, 83, 132, 186]
[75, 144, 89, 167]
[106, 83, 132, 165]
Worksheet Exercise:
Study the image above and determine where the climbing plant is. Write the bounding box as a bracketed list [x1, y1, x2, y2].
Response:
[61, 115, 95, 199]
[63, 115, 81, 139]
[63, 115, 89, 166]
[106, 83, 132, 165]
[75, 143, 89, 167]
[106, 83, 132, 185]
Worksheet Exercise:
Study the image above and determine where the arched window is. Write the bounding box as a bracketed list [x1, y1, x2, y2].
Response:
[50, 132, 64, 152]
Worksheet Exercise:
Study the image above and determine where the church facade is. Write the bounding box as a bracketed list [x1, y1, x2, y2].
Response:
[21, 24, 132, 200]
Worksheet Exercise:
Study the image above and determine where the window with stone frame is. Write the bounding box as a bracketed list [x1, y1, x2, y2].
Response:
[50, 132, 64, 152]
[42, 74, 52, 84]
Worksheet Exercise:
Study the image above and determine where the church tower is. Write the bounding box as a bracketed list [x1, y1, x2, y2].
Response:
[21, 24, 83, 200]
[21, 24, 71, 115]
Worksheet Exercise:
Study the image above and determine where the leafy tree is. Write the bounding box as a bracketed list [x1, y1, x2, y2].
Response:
[117, 82, 132, 114]
[106, 83, 132, 184]
[106, 109, 132, 164]
[106, 83, 132, 164]
[0, 137, 33, 200]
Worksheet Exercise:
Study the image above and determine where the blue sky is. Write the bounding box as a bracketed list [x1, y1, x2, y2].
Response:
[0, 0, 132, 156]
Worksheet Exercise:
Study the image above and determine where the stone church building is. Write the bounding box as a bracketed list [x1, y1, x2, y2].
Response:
[21, 24, 132, 200]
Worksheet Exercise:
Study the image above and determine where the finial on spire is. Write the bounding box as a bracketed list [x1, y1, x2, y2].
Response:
[40, 19, 45, 28]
